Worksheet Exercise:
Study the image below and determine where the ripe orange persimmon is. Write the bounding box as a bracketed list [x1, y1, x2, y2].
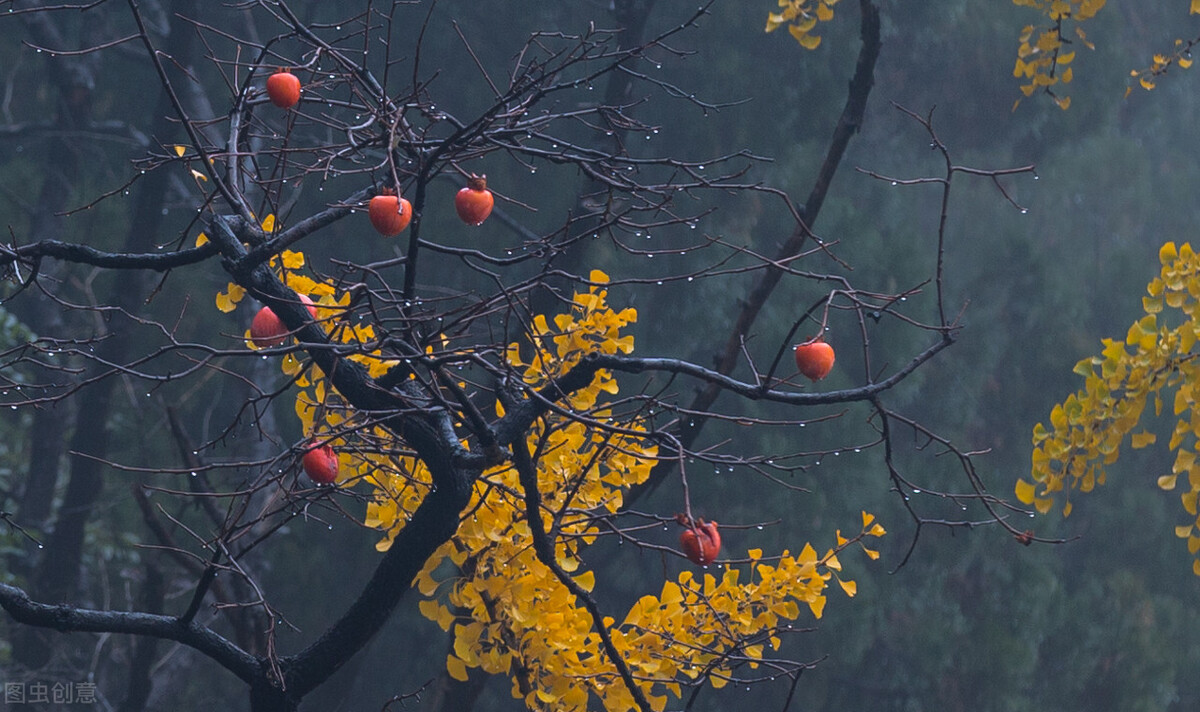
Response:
[302, 442, 339, 485]
[250, 307, 286, 348]
[368, 191, 413, 236]
[794, 338, 835, 381]
[266, 70, 301, 109]
[679, 518, 721, 565]
[454, 175, 494, 226]
[249, 294, 317, 348]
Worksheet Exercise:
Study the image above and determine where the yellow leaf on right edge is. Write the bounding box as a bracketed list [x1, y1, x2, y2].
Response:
[1191, 0, 1200, 15]
[1184, 490, 1199, 516]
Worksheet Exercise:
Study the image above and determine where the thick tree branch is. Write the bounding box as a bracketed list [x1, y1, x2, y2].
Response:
[494, 325, 946, 454]
[0, 240, 218, 271]
[597, 336, 948, 404]
[0, 582, 259, 683]
[282, 483, 471, 698]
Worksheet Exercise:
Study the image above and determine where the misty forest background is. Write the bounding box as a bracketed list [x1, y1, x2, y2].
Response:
[2, 1, 1199, 710]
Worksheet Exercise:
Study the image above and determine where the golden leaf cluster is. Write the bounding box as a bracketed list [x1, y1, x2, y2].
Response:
[1127, 38, 1197, 96]
[1127, 2, 1200, 94]
[1011, 0, 1104, 110]
[764, 0, 840, 50]
[415, 511, 883, 711]
[1021, 242, 1200, 575]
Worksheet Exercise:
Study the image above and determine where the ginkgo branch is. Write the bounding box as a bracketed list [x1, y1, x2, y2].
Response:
[511, 440, 654, 712]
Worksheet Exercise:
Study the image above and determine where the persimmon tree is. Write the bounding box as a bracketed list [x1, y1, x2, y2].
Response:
[0, 2, 1030, 711]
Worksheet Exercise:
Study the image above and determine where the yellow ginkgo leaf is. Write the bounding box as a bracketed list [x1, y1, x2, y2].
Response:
[445, 655, 469, 682]
[1131, 431, 1157, 449]
[791, 26, 822, 50]
[282, 250, 305, 269]
[573, 570, 595, 592]
[215, 283, 246, 313]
